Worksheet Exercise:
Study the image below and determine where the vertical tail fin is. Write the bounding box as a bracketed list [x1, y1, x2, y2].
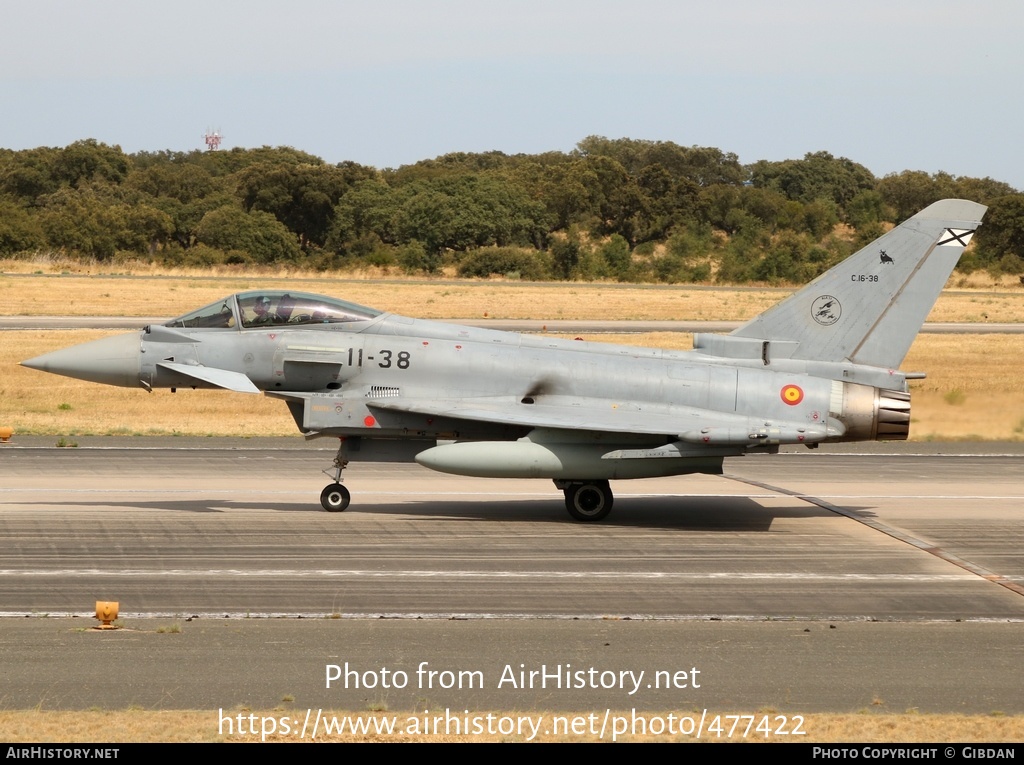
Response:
[731, 199, 987, 369]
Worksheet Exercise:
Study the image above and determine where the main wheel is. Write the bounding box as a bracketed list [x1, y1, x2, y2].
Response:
[320, 483, 351, 512]
[564, 481, 613, 522]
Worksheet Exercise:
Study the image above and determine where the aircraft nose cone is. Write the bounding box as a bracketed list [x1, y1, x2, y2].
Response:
[21, 332, 143, 388]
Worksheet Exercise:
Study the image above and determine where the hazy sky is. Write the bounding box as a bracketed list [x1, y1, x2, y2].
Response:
[3, 1, 1022, 187]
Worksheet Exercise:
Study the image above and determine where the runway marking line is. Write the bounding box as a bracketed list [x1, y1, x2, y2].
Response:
[2, 488, 1021, 501]
[0, 569, 982, 581]
[726, 474, 1024, 600]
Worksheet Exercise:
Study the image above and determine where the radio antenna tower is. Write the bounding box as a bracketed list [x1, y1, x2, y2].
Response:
[204, 128, 223, 151]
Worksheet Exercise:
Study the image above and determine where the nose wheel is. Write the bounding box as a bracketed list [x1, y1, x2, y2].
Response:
[320, 438, 351, 512]
[320, 483, 351, 512]
[560, 480, 613, 522]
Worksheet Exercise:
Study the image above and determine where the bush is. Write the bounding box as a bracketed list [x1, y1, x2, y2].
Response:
[397, 240, 439, 274]
[194, 205, 300, 264]
[457, 247, 549, 280]
[598, 234, 631, 278]
[172, 243, 229, 267]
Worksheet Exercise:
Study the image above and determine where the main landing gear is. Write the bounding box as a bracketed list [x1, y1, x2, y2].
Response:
[320, 439, 351, 512]
[555, 480, 614, 522]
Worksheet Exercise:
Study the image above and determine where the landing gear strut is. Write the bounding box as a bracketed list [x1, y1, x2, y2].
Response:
[557, 480, 614, 522]
[320, 438, 351, 512]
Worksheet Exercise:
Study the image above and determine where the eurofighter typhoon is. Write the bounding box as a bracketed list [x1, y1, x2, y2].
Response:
[22, 200, 986, 521]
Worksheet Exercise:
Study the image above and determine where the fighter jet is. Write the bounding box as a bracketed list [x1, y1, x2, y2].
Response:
[22, 199, 985, 521]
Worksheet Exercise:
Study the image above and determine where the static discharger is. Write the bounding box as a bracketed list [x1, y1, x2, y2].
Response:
[95, 601, 120, 629]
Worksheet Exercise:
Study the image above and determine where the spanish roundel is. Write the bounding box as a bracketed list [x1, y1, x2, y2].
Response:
[780, 384, 804, 406]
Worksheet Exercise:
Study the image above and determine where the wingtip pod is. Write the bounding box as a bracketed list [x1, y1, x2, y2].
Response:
[730, 198, 987, 370]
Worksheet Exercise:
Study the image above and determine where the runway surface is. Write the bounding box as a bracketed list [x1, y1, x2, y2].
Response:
[1, 440, 1022, 712]
[0, 440, 1022, 619]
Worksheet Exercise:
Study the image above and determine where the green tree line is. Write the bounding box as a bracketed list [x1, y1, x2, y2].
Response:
[1, 137, 1021, 282]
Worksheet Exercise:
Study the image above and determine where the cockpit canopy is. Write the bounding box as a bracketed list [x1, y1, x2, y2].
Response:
[165, 291, 383, 330]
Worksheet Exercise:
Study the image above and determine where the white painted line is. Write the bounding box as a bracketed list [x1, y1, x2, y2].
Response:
[0, 569, 980, 581]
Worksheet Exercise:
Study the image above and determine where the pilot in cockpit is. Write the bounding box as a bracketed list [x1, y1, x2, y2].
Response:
[250, 295, 282, 325]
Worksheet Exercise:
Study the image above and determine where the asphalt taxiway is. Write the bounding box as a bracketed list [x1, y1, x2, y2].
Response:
[0, 439, 1021, 711]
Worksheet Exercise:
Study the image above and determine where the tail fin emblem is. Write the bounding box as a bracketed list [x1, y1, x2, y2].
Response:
[811, 295, 841, 326]
[937, 228, 976, 247]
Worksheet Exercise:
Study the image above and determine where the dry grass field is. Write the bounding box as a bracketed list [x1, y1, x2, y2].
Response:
[1, 263, 1024, 322]
[1, 265, 1021, 439]
[0, 709, 1020, 743]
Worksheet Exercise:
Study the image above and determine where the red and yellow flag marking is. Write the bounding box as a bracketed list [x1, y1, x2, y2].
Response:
[780, 384, 804, 406]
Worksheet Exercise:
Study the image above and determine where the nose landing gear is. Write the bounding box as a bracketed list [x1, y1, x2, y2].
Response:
[320, 438, 350, 512]
[320, 483, 350, 512]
